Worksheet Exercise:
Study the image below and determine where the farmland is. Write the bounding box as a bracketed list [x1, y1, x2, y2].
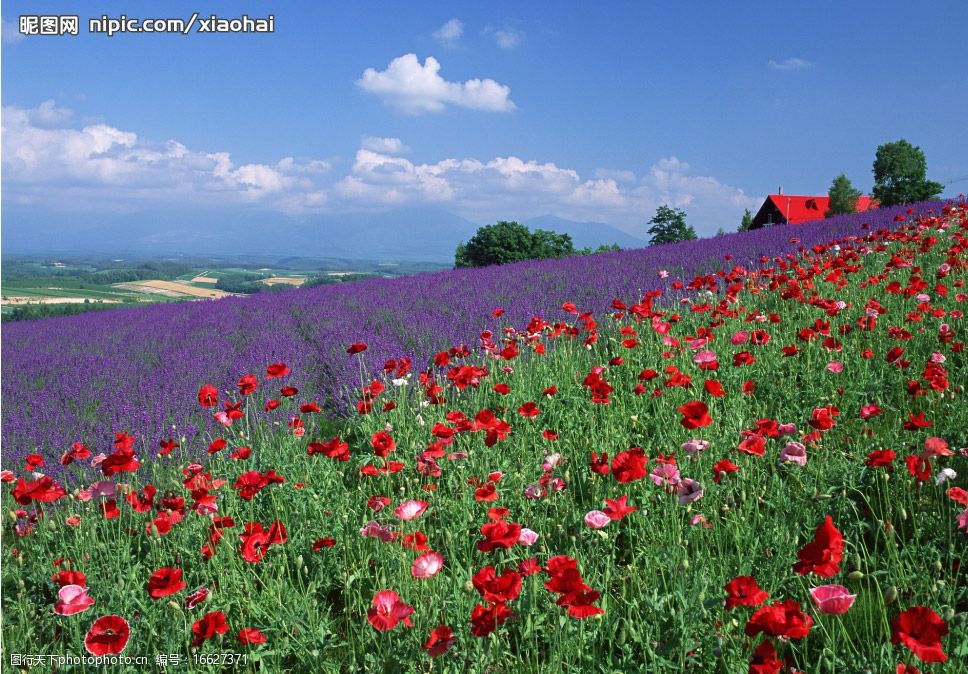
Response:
[1, 200, 965, 672]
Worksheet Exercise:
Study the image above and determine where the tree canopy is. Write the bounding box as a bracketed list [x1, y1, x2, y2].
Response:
[455, 221, 575, 268]
[647, 206, 697, 245]
[737, 208, 754, 233]
[826, 173, 863, 217]
[872, 139, 943, 206]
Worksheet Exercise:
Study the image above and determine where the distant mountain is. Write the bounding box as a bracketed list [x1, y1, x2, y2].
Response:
[1, 205, 646, 263]
[524, 215, 647, 250]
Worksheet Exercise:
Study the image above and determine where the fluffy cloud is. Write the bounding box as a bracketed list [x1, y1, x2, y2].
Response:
[432, 19, 463, 47]
[488, 26, 525, 50]
[768, 57, 812, 71]
[361, 136, 411, 154]
[2, 101, 759, 235]
[356, 54, 516, 114]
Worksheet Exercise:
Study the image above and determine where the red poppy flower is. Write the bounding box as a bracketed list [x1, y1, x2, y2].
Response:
[158, 438, 179, 456]
[712, 459, 739, 483]
[101, 499, 120, 519]
[84, 615, 130, 655]
[185, 587, 209, 609]
[367, 590, 414, 631]
[238, 627, 266, 645]
[738, 435, 766, 457]
[371, 431, 396, 457]
[611, 448, 648, 483]
[192, 611, 229, 647]
[517, 401, 540, 418]
[474, 483, 499, 502]
[52, 570, 86, 587]
[11, 476, 67, 505]
[891, 606, 948, 663]
[745, 599, 813, 640]
[237, 374, 259, 395]
[589, 451, 610, 475]
[312, 536, 336, 551]
[903, 412, 933, 430]
[704, 379, 726, 397]
[99, 446, 141, 477]
[307, 437, 350, 461]
[265, 362, 290, 378]
[602, 495, 637, 520]
[724, 575, 769, 609]
[347, 341, 368, 355]
[477, 520, 521, 552]
[147, 567, 187, 599]
[472, 566, 523, 603]
[198, 385, 219, 407]
[62, 442, 93, 465]
[493, 383, 511, 395]
[207, 438, 227, 454]
[679, 401, 713, 429]
[793, 515, 844, 577]
[749, 640, 783, 674]
[470, 601, 514, 637]
[423, 625, 455, 657]
[866, 449, 897, 468]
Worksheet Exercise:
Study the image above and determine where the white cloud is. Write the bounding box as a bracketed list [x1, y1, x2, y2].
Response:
[768, 57, 812, 71]
[432, 19, 463, 47]
[2, 101, 758, 235]
[492, 27, 525, 50]
[356, 54, 516, 114]
[361, 136, 411, 154]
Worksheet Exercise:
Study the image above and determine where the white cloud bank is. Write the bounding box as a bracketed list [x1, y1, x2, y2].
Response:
[2, 101, 759, 235]
[356, 54, 516, 114]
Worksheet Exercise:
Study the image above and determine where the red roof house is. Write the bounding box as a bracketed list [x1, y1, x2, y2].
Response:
[750, 192, 876, 229]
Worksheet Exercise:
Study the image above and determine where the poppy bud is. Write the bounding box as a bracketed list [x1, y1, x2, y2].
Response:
[682, 558, 689, 570]
[167, 601, 181, 611]
[847, 571, 864, 580]
[934, 559, 943, 572]
[900, 507, 907, 521]
[47, 521, 57, 531]
[882, 585, 898, 604]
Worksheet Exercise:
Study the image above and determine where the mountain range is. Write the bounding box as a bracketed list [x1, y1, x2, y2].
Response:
[1, 205, 648, 263]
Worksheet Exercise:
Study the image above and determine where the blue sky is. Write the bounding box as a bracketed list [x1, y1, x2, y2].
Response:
[3, 0, 966, 242]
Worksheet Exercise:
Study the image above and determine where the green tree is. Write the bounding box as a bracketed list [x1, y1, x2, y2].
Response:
[454, 221, 575, 268]
[738, 208, 754, 232]
[872, 139, 943, 206]
[825, 173, 863, 217]
[647, 206, 696, 245]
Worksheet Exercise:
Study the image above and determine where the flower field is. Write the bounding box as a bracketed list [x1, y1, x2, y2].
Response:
[2, 201, 967, 672]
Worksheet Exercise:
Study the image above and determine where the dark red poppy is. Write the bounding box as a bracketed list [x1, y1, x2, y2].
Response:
[11, 476, 67, 505]
[238, 627, 266, 645]
[84, 615, 130, 655]
[265, 362, 290, 378]
[52, 570, 86, 587]
[793, 515, 844, 577]
[749, 639, 783, 674]
[891, 606, 948, 663]
[158, 438, 179, 456]
[470, 602, 514, 637]
[866, 449, 897, 469]
[679, 401, 713, 429]
[147, 567, 187, 599]
[198, 385, 219, 407]
[724, 576, 769, 609]
[712, 459, 739, 483]
[62, 442, 93, 465]
[611, 448, 647, 483]
[589, 451, 610, 475]
[347, 341, 368, 355]
[477, 520, 521, 553]
[307, 437, 350, 461]
[370, 431, 396, 457]
[472, 566, 523, 603]
[745, 599, 813, 640]
[423, 625, 455, 657]
[192, 611, 229, 647]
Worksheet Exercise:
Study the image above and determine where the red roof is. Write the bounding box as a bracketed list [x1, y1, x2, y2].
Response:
[765, 194, 876, 224]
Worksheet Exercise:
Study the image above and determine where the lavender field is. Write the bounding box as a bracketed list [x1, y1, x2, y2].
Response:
[0, 202, 944, 478]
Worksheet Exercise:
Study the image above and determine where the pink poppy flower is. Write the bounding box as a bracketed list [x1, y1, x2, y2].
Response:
[55, 584, 95, 616]
[360, 520, 396, 542]
[517, 528, 539, 546]
[778, 422, 798, 436]
[809, 585, 856, 615]
[826, 361, 844, 374]
[411, 551, 444, 579]
[678, 478, 703, 505]
[681, 439, 709, 457]
[584, 510, 611, 529]
[649, 463, 681, 489]
[779, 441, 808, 466]
[731, 331, 749, 345]
[394, 500, 428, 521]
[693, 350, 718, 365]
